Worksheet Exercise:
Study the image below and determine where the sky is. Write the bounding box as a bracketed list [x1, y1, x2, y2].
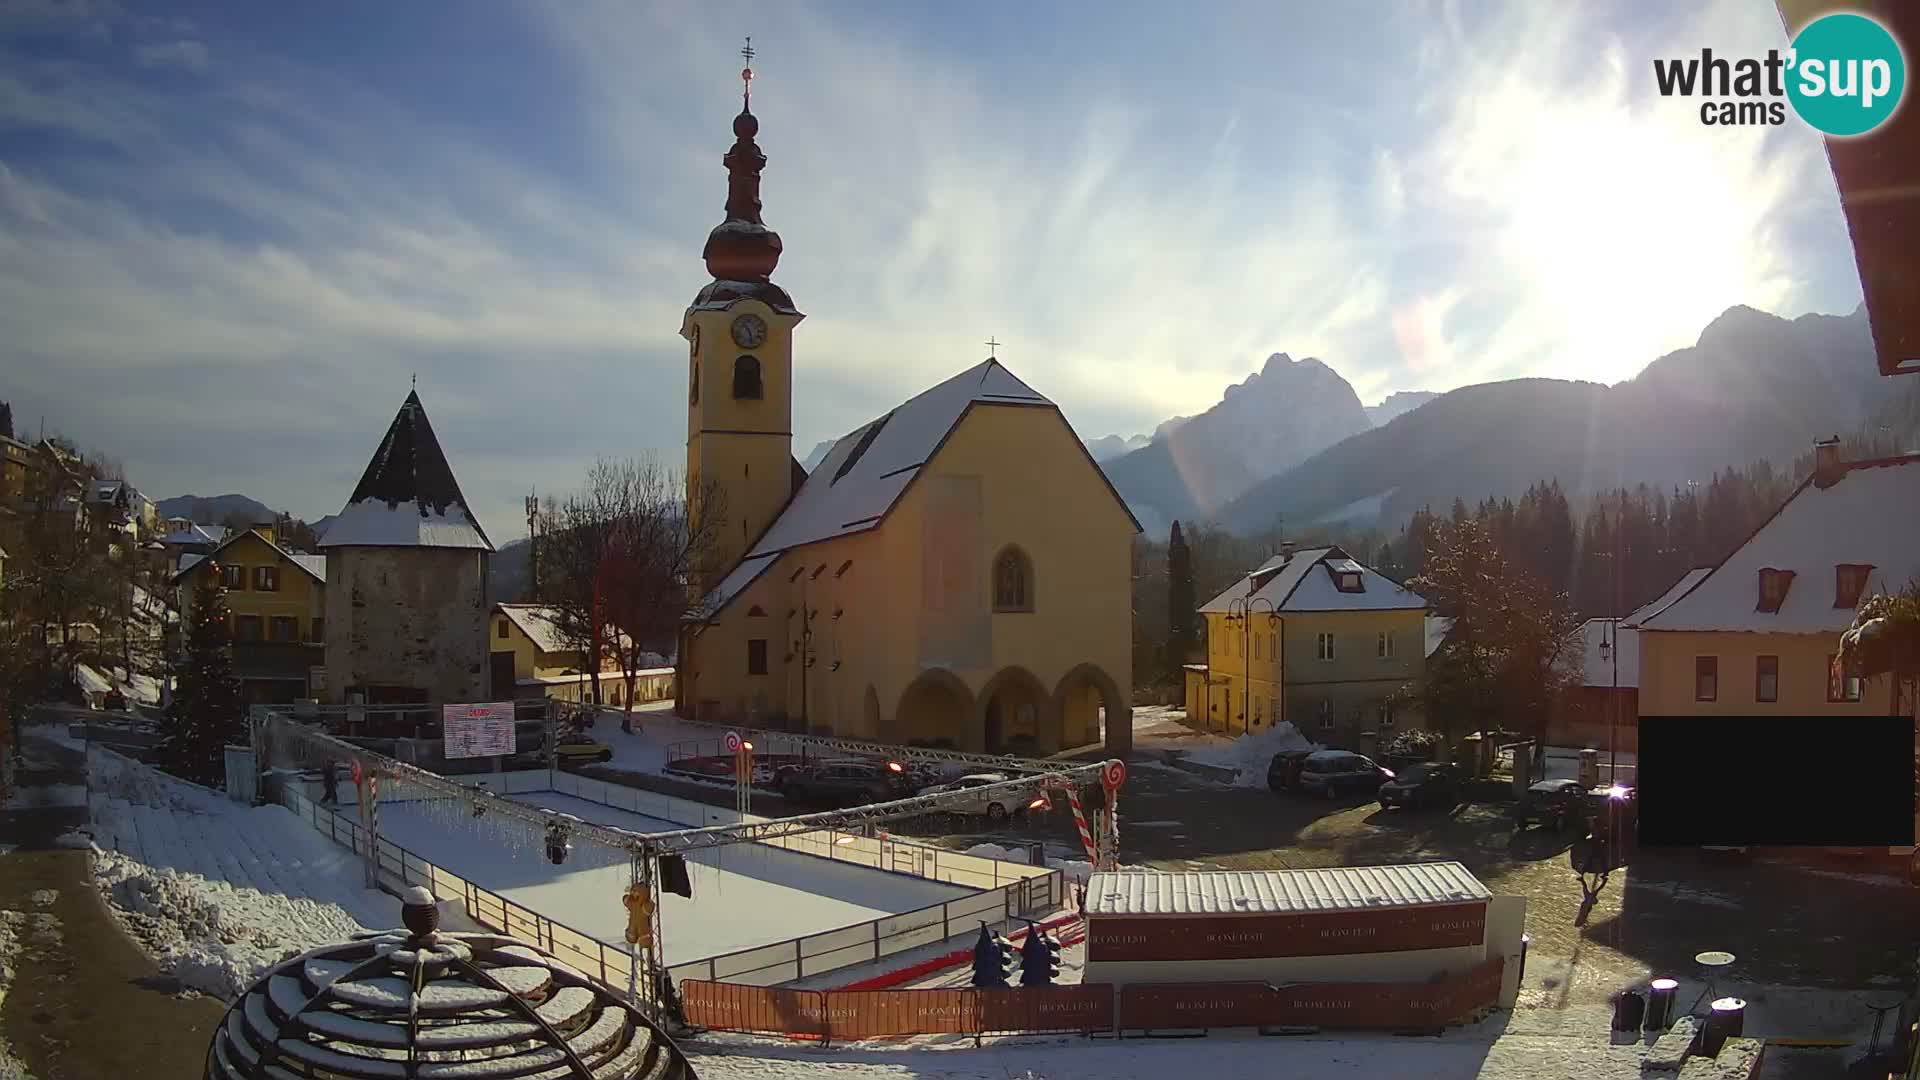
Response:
[0, 0, 1869, 534]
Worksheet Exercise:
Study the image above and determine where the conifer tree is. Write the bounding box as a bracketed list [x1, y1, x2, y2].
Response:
[1166, 521, 1195, 677]
[161, 567, 244, 786]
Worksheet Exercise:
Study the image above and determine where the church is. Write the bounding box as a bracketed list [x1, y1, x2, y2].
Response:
[675, 54, 1138, 757]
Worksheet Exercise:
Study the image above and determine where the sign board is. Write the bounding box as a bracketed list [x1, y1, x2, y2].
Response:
[443, 702, 517, 759]
[308, 666, 328, 694]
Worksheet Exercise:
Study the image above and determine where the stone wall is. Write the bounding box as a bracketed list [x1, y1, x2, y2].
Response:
[323, 547, 489, 704]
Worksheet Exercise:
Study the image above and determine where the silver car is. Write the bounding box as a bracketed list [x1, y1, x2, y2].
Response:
[920, 773, 1039, 821]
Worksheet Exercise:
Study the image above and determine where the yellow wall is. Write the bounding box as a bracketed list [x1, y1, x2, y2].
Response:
[684, 401, 1135, 751]
[1637, 630, 1893, 715]
[683, 298, 800, 589]
[181, 531, 324, 641]
[1198, 607, 1424, 741]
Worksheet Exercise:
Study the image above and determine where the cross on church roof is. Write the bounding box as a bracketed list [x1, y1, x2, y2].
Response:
[985, 336, 1001, 358]
[741, 37, 754, 106]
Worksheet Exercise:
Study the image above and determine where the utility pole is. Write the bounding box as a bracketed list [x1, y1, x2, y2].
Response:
[523, 492, 540, 598]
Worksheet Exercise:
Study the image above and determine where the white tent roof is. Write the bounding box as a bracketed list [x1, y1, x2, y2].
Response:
[1199, 546, 1427, 614]
[1634, 454, 1920, 633]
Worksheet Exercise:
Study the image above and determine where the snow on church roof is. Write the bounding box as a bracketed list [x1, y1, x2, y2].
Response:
[1633, 454, 1920, 634]
[695, 358, 1059, 615]
[319, 391, 494, 552]
[1198, 546, 1427, 614]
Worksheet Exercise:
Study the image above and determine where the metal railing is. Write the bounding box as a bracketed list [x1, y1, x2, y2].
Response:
[273, 768, 1063, 991]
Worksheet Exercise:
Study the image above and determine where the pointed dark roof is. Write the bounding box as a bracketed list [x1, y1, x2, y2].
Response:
[318, 391, 494, 551]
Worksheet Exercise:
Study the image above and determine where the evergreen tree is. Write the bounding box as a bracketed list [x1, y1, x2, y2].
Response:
[161, 568, 244, 786]
[1166, 521, 1196, 677]
[0, 399, 11, 440]
[1540, 480, 1577, 599]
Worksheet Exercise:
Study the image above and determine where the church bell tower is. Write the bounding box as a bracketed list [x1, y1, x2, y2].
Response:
[682, 38, 803, 591]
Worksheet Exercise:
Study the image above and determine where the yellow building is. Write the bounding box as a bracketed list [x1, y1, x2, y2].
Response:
[675, 78, 1139, 755]
[489, 603, 674, 706]
[1190, 546, 1428, 748]
[1629, 446, 1915, 720]
[172, 524, 327, 704]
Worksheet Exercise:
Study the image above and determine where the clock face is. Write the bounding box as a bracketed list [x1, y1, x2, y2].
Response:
[731, 314, 768, 349]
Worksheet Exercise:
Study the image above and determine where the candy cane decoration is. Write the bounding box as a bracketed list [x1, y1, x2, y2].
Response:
[1064, 785, 1099, 863]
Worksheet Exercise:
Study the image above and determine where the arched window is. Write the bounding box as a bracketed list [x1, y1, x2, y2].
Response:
[993, 545, 1033, 612]
[690, 361, 700, 405]
[732, 355, 763, 399]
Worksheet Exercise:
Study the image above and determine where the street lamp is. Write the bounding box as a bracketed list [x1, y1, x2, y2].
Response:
[1228, 594, 1277, 736]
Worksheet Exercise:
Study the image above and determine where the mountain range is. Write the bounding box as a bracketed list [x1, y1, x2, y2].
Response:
[1209, 304, 1886, 535]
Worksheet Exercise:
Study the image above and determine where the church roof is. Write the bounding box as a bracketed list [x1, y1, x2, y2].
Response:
[319, 391, 494, 551]
[695, 357, 1134, 617]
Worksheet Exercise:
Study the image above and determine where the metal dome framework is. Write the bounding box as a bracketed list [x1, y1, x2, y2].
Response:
[206, 924, 693, 1080]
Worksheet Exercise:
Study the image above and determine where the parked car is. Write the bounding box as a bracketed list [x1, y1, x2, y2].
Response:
[1266, 749, 1316, 792]
[1588, 785, 1638, 846]
[1376, 763, 1461, 810]
[918, 773, 1039, 820]
[780, 761, 915, 807]
[1297, 751, 1394, 801]
[552, 734, 614, 766]
[1513, 778, 1589, 832]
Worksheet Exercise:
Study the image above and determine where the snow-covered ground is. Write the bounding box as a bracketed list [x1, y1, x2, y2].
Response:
[1176, 722, 1319, 787]
[363, 791, 970, 963]
[82, 747, 401, 998]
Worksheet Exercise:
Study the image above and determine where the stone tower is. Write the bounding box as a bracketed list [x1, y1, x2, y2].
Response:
[320, 390, 495, 705]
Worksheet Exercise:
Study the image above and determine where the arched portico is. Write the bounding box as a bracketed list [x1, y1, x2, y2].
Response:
[894, 668, 974, 749]
[976, 665, 1057, 755]
[1053, 662, 1131, 758]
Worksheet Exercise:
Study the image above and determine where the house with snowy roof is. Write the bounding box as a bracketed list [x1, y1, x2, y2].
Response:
[172, 522, 327, 704]
[1188, 545, 1429, 750]
[674, 74, 1138, 755]
[1548, 567, 1710, 754]
[320, 390, 495, 707]
[489, 603, 673, 707]
[1627, 440, 1918, 727]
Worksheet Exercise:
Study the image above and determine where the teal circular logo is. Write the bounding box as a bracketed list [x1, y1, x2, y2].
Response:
[1787, 13, 1906, 137]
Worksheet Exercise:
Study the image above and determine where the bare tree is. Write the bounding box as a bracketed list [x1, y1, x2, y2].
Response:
[539, 458, 726, 732]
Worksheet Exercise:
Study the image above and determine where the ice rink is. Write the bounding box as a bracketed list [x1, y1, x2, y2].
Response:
[363, 791, 971, 962]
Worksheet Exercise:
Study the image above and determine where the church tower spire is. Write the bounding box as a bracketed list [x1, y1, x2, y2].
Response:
[683, 38, 803, 598]
[702, 38, 784, 284]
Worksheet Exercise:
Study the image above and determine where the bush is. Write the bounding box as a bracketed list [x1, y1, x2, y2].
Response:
[1383, 729, 1441, 760]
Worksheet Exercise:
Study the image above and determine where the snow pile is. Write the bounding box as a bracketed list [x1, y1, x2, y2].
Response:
[1180, 723, 1319, 787]
[93, 850, 369, 997]
[84, 748, 393, 999]
[1, 891, 62, 1080]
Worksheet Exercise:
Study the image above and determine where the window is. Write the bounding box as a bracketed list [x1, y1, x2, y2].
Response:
[1828, 654, 1863, 703]
[1253, 636, 1262, 661]
[1835, 564, 1874, 609]
[254, 565, 280, 592]
[1269, 696, 1278, 724]
[1253, 698, 1262, 726]
[1377, 631, 1395, 660]
[732, 355, 763, 399]
[993, 546, 1033, 612]
[1379, 701, 1396, 728]
[1268, 631, 1276, 659]
[747, 638, 768, 676]
[690, 361, 700, 405]
[269, 616, 298, 643]
[1694, 656, 1718, 702]
[1317, 633, 1336, 662]
[1318, 699, 1335, 730]
[1337, 572, 1363, 593]
[497, 619, 509, 639]
[235, 615, 263, 642]
[1756, 655, 1779, 703]
[221, 563, 246, 590]
[312, 618, 325, 642]
[1756, 568, 1794, 613]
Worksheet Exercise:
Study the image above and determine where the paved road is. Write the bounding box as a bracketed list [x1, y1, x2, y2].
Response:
[1, 713, 89, 851]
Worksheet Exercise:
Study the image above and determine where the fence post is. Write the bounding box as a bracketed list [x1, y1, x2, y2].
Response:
[873, 920, 880, 964]
[943, 902, 950, 943]
[796, 939, 804, 979]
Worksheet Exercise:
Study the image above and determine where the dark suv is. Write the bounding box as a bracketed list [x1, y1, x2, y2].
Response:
[780, 762, 915, 808]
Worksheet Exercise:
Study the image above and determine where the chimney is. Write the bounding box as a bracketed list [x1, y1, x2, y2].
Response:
[1813, 437, 1843, 488]
[1280, 541, 1296, 560]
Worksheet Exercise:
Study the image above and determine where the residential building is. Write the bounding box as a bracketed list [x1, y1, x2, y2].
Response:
[160, 521, 229, 563]
[489, 603, 674, 705]
[172, 525, 327, 705]
[1551, 568, 1709, 754]
[0, 435, 30, 506]
[1628, 442, 1920, 848]
[84, 479, 158, 536]
[1190, 546, 1428, 749]
[320, 391, 494, 707]
[676, 81, 1138, 755]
